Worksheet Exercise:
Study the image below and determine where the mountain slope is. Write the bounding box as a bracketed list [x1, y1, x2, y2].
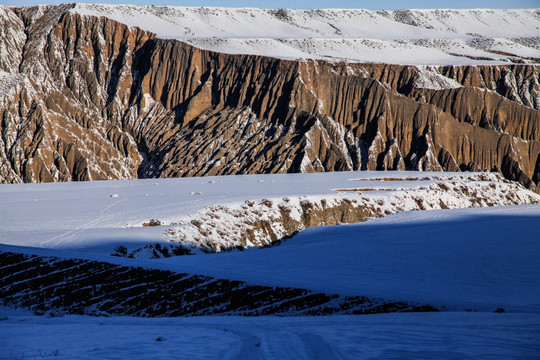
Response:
[0, 4, 539, 189]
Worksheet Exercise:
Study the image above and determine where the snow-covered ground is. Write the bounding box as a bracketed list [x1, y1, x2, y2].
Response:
[0, 171, 536, 255]
[1, 308, 539, 360]
[1, 172, 540, 358]
[71, 5, 540, 65]
[159, 205, 540, 312]
[1, 171, 539, 313]
[2, 204, 539, 313]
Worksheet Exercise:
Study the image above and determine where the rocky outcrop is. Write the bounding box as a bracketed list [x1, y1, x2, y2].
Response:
[1, 5, 150, 182]
[0, 5, 539, 190]
[154, 173, 539, 253]
[294, 62, 540, 189]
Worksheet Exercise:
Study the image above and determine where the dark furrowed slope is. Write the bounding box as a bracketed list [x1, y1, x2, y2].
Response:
[0, 251, 437, 316]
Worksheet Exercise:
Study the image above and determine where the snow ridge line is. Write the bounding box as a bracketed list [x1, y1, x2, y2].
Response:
[69, 4, 540, 65]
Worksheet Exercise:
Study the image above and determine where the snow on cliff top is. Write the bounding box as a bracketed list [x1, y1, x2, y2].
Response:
[71, 4, 540, 65]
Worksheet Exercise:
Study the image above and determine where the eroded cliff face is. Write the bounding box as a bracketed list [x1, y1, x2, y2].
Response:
[1, 5, 539, 190]
[1, 5, 150, 183]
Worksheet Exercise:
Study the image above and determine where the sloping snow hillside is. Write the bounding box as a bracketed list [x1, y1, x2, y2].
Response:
[72, 5, 540, 64]
[0, 171, 539, 312]
[3, 204, 538, 313]
[163, 205, 540, 312]
[0, 171, 537, 255]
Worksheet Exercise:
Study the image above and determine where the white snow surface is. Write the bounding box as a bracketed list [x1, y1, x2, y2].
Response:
[1, 308, 539, 360]
[71, 5, 540, 65]
[1, 172, 540, 358]
[0, 171, 535, 253]
[1, 171, 539, 312]
[166, 204, 540, 312]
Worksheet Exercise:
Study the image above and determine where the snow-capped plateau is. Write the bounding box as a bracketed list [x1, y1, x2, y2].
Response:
[71, 4, 540, 65]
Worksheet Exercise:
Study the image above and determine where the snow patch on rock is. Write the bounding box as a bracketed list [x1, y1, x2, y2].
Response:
[414, 66, 463, 90]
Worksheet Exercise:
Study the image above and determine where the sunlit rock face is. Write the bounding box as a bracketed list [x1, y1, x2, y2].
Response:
[0, 5, 539, 190]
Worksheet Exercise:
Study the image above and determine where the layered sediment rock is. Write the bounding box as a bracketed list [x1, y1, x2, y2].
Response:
[0, 5, 539, 190]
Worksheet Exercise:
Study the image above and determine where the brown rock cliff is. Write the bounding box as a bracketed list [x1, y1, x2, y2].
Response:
[0, 5, 538, 191]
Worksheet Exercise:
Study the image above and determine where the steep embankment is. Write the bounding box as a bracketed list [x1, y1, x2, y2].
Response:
[161, 173, 539, 253]
[0, 5, 539, 189]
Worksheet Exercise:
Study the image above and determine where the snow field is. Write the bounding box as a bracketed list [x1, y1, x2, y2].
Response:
[1, 171, 539, 312]
[163, 204, 540, 312]
[1, 309, 539, 360]
[71, 5, 540, 65]
[0, 171, 536, 256]
[162, 172, 537, 253]
[1, 172, 539, 358]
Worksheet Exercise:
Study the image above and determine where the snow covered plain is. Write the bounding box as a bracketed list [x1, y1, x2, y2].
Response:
[155, 204, 540, 313]
[1, 171, 540, 359]
[0, 171, 537, 256]
[2, 309, 539, 360]
[72, 5, 540, 65]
